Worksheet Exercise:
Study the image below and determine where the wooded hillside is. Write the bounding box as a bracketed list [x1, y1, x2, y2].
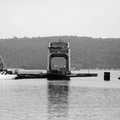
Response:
[0, 36, 120, 69]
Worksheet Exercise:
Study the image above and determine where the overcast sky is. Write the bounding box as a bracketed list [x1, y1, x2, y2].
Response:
[0, 0, 120, 38]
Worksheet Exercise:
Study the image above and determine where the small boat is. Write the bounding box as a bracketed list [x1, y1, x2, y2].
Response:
[0, 55, 17, 80]
[0, 72, 17, 80]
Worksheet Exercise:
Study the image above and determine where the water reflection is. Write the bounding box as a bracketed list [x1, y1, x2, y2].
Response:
[47, 81, 69, 120]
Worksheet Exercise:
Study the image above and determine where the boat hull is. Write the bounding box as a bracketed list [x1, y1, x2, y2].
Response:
[0, 75, 17, 80]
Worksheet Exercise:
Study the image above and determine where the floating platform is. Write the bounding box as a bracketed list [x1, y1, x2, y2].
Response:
[15, 71, 98, 80]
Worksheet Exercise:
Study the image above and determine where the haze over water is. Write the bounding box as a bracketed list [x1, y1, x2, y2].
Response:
[0, 70, 120, 120]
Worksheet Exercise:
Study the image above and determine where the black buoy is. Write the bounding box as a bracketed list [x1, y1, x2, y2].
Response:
[104, 72, 110, 81]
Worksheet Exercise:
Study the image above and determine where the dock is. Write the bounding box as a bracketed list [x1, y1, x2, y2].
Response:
[15, 70, 97, 80]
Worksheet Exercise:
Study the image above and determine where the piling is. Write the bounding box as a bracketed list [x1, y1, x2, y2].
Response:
[104, 72, 110, 81]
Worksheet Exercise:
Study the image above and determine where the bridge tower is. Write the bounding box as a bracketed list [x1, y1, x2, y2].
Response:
[47, 40, 71, 75]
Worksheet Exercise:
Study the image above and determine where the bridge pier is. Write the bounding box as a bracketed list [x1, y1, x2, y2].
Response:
[15, 39, 98, 80]
[47, 40, 71, 76]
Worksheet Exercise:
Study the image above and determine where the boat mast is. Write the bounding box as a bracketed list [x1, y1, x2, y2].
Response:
[0, 55, 7, 71]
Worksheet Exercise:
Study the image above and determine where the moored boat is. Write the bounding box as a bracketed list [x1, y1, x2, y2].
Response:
[0, 74, 17, 80]
[0, 55, 17, 80]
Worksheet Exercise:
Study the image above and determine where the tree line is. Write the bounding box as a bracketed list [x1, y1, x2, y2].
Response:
[0, 36, 120, 69]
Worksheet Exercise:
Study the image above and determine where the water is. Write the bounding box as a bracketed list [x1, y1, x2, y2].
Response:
[0, 70, 120, 120]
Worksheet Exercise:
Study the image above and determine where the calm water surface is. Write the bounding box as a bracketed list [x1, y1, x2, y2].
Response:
[0, 70, 120, 120]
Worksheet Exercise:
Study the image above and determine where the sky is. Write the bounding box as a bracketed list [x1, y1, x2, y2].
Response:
[0, 0, 120, 38]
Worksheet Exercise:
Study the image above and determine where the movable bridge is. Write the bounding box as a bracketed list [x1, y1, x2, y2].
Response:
[16, 40, 97, 80]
